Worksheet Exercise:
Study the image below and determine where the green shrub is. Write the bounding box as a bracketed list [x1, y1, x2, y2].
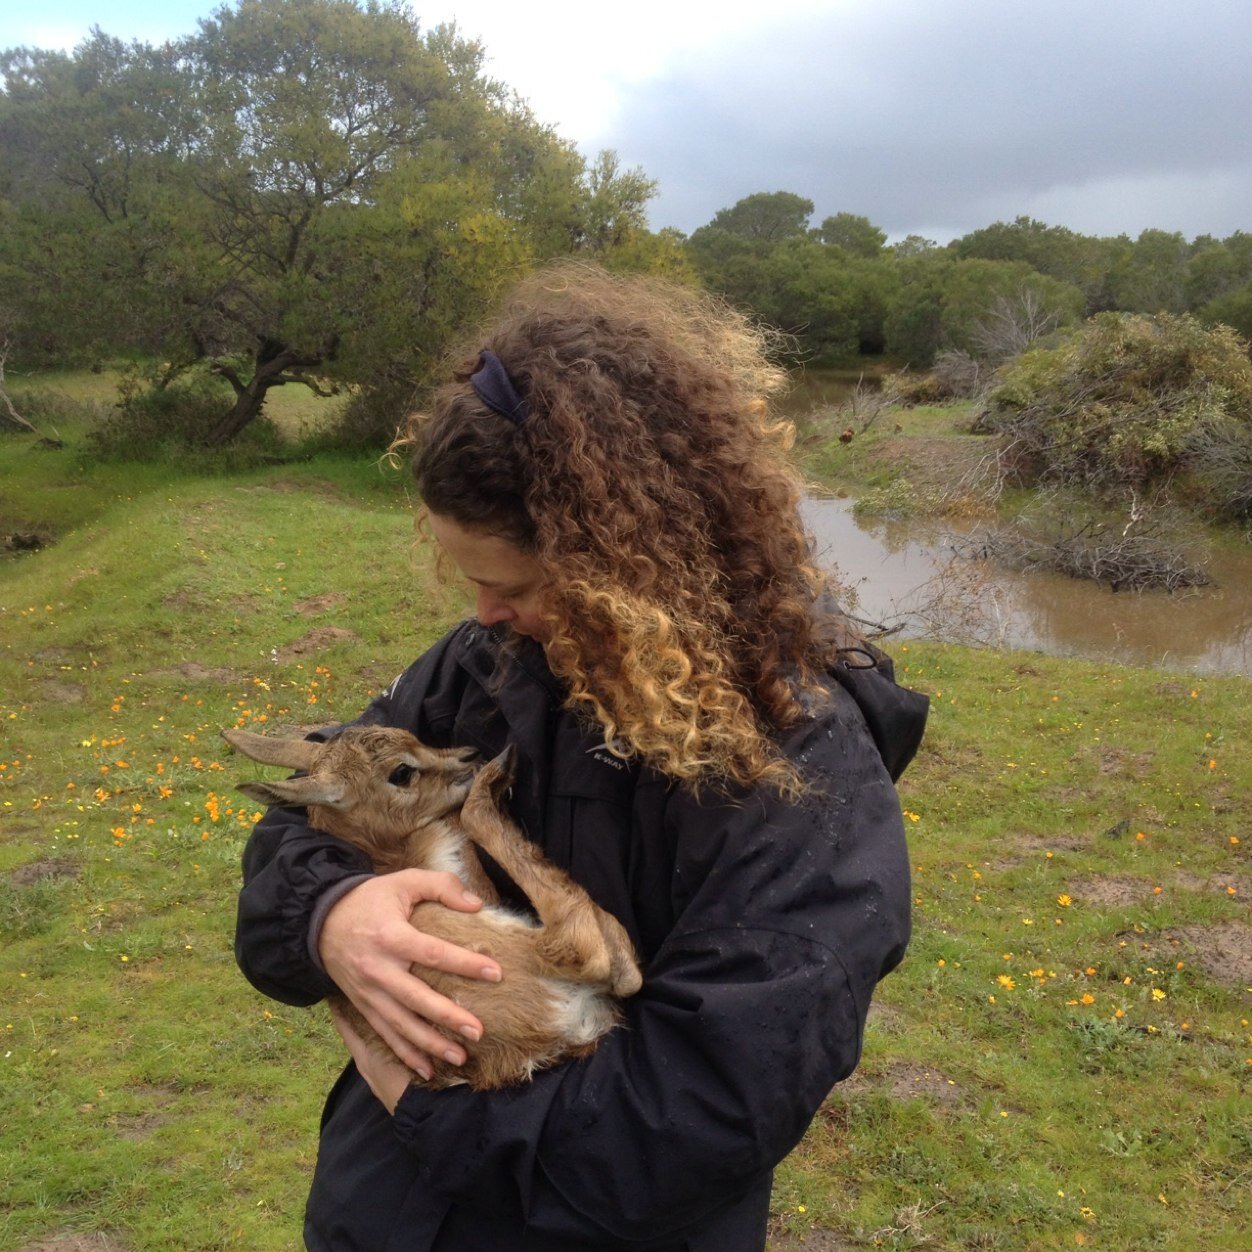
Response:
[3, 386, 109, 433]
[1184, 413, 1252, 520]
[88, 368, 290, 464]
[312, 381, 413, 452]
[979, 313, 1252, 514]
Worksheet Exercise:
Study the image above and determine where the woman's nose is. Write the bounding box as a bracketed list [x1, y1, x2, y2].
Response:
[475, 588, 515, 627]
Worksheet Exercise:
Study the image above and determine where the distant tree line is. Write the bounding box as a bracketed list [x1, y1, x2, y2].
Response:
[685, 191, 1252, 367]
[3, 1, 1250, 449]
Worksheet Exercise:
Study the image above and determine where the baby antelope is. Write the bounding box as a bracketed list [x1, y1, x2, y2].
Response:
[224, 725, 642, 1090]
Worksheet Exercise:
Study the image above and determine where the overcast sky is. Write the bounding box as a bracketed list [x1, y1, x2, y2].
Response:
[8, 0, 1252, 242]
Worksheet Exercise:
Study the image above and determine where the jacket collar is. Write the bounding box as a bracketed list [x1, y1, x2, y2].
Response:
[452, 623, 565, 837]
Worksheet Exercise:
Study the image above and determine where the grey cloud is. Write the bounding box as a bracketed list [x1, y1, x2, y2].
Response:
[594, 0, 1252, 240]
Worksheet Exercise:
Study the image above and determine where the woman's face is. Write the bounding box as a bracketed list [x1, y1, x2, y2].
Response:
[428, 513, 551, 641]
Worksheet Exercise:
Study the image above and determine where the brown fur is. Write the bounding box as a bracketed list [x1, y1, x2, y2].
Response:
[225, 726, 642, 1090]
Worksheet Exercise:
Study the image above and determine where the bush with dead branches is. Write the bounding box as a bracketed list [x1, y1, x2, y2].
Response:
[957, 493, 1212, 592]
[968, 285, 1067, 362]
[1183, 414, 1252, 522]
[976, 313, 1252, 514]
[0, 310, 40, 436]
[928, 349, 988, 401]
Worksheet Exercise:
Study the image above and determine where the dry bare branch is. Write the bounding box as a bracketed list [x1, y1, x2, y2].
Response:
[0, 336, 41, 435]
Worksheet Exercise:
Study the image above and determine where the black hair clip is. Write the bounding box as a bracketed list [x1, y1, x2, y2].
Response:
[470, 349, 530, 426]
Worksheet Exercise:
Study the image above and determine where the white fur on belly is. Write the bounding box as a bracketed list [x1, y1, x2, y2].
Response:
[545, 980, 617, 1046]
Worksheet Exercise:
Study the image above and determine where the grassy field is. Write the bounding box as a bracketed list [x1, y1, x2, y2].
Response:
[1, 386, 1248, 1250]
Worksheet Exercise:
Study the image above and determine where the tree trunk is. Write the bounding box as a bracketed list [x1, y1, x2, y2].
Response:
[205, 343, 324, 446]
[206, 381, 269, 446]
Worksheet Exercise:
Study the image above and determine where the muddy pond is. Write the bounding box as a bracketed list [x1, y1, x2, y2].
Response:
[781, 372, 1250, 677]
[802, 496, 1251, 677]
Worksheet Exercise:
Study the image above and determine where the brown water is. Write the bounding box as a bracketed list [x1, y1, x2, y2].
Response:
[802, 496, 1252, 677]
[780, 368, 883, 417]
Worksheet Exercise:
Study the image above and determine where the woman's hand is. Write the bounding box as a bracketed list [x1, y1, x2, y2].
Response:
[330, 1002, 413, 1114]
[318, 869, 502, 1080]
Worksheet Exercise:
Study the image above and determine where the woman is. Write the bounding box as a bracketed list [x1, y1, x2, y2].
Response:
[235, 264, 925, 1251]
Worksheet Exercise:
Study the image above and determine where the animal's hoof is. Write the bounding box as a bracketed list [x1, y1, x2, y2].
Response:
[491, 743, 518, 784]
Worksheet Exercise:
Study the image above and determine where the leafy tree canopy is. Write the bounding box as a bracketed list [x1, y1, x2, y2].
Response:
[0, 0, 662, 445]
[815, 212, 886, 258]
[704, 190, 814, 242]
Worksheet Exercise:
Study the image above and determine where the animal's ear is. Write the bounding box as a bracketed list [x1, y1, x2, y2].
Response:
[236, 778, 346, 809]
[222, 728, 321, 772]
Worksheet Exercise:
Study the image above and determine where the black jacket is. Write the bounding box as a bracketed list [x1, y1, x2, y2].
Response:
[235, 622, 925, 1252]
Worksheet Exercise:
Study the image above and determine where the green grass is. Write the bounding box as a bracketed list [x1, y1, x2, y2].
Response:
[772, 645, 1250, 1250]
[799, 400, 990, 499]
[2, 389, 1249, 1250]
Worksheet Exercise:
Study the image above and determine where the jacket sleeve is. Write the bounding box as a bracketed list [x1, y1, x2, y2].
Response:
[233, 627, 469, 1005]
[388, 689, 912, 1247]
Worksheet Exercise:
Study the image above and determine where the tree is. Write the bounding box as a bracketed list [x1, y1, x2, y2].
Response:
[0, 31, 186, 361]
[952, 216, 1126, 315]
[891, 235, 939, 260]
[0, 308, 40, 433]
[0, 0, 663, 446]
[815, 212, 886, 258]
[1200, 281, 1252, 342]
[1107, 229, 1190, 314]
[168, 0, 552, 444]
[884, 258, 1082, 366]
[704, 191, 814, 242]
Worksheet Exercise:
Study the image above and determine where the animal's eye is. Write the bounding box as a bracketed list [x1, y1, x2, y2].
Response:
[387, 763, 416, 787]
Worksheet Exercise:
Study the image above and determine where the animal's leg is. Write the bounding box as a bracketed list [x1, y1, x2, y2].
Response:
[460, 751, 642, 997]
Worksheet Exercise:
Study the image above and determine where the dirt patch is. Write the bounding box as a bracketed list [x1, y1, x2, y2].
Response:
[1162, 922, 1252, 987]
[125, 1081, 181, 1103]
[275, 626, 358, 662]
[769, 1230, 856, 1252]
[149, 661, 245, 684]
[10, 857, 79, 886]
[40, 680, 87, 704]
[1171, 871, 1250, 898]
[3, 529, 51, 553]
[112, 1110, 174, 1141]
[1095, 746, 1156, 779]
[881, 1061, 964, 1105]
[18, 1235, 128, 1252]
[234, 477, 344, 500]
[836, 1060, 964, 1106]
[161, 588, 200, 612]
[33, 647, 77, 664]
[1152, 681, 1191, 698]
[865, 999, 906, 1033]
[989, 832, 1091, 870]
[1070, 875, 1153, 908]
[294, 592, 347, 616]
[1034, 834, 1091, 853]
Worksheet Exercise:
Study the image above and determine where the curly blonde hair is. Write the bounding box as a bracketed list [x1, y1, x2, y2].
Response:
[404, 262, 852, 793]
